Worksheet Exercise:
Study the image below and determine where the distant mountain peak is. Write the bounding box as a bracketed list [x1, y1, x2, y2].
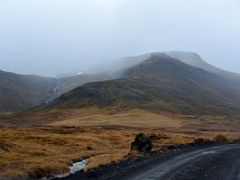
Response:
[163, 51, 240, 80]
[163, 51, 206, 65]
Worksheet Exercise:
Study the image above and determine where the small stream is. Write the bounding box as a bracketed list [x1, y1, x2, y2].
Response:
[45, 78, 60, 105]
[52, 159, 88, 179]
[69, 160, 87, 174]
[53, 79, 60, 95]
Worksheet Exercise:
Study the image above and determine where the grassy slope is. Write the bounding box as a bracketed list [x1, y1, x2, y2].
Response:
[58, 73, 114, 97]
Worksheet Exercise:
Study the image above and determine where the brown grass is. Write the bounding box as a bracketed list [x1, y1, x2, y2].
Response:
[1, 108, 240, 178]
[0, 126, 133, 178]
[214, 134, 228, 142]
[0, 126, 198, 179]
[48, 109, 183, 129]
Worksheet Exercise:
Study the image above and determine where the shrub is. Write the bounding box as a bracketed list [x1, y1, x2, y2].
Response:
[194, 138, 205, 144]
[0, 138, 13, 152]
[87, 146, 93, 150]
[214, 134, 228, 142]
[135, 133, 145, 142]
[194, 138, 211, 144]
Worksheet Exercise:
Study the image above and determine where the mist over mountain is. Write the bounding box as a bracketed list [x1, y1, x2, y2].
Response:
[164, 51, 240, 80]
[57, 73, 115, 97]
[85, 51, 240, 81]
[50, 54, 153, 98]
[1, 51, 240, 115]
[1, 0, 240, 77]
[49, 53, 240, 115]
[53, 54, 152, 94]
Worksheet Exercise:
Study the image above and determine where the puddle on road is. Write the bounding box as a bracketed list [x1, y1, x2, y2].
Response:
[202, 151, 216, 155]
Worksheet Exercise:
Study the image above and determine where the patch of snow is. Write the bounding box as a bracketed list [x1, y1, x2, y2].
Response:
[76, 72, 83, 76]
[202, 151, 216, 155]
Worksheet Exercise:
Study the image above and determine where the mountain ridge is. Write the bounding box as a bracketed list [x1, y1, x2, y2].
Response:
[2, 51, 239, 115]
[163, 51, 240, 80]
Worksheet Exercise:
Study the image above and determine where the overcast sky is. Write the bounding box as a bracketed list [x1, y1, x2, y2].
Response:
[0, 0, 240, 76]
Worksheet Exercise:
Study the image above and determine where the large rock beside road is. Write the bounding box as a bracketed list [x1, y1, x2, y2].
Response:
[131, 133, 153, 153]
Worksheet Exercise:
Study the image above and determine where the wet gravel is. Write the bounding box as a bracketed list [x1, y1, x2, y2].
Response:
[55, 141, 237, 180]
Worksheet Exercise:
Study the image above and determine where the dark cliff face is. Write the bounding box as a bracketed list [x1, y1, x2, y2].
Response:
[49, 53, 240, 116]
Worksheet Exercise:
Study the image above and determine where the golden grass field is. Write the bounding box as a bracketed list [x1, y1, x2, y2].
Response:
[1, 108, 240, 179]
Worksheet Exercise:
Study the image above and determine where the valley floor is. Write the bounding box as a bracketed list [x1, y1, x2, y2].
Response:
[0, 108, 240, 179]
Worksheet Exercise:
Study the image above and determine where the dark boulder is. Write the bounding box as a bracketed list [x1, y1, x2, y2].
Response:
[131, 133, 153, 153]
